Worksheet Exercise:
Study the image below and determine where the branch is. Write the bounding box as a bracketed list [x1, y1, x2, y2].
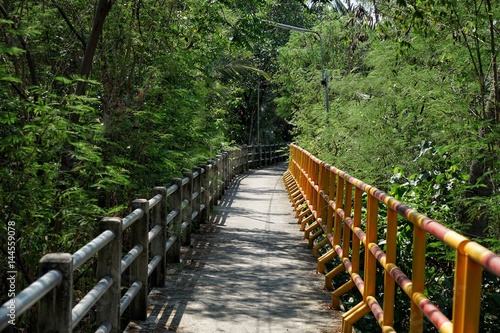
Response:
[52, 1, 87, 50]
[75, 0, 116, 98]
[0, 4, 37, 86]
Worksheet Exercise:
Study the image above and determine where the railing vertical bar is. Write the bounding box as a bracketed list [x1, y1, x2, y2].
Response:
[129, 199, 149, 321]
[364, 194, 378, 301]
[383, 208, 398, 328]
[333, 175, 344, 247]
[169, 178, 183, 263]
[96, 217, 122, 333]
[151, 187, 167, 287]
[182, 172, 193, 246]
[200, 163, 210, 224]
[38, 253, 73, 333]
[409, 224, 426, 333]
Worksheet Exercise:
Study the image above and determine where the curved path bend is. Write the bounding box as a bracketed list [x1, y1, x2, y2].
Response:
[126, 163, 342, 333]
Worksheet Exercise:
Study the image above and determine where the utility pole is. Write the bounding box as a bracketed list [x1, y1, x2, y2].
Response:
[263, 20, 330, 123]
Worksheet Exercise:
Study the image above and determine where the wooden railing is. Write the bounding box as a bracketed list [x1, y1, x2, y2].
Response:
[283, 143, 500, 333]
[0, 144, 286, 333]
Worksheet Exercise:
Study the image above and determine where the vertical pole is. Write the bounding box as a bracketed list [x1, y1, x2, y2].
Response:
[169, 178, 183, 263]
[130, 199, 149, 320]
[97, 217, 122, 332]
[409, 225, 426, 333]
[214, 155, 221, 202]
[222, 151, 231, 194]
[452, 248, 483, 333]
[151, 187, 167, 287]
[243, 145, 249, 171]
[199, 164, 209, 224]
[38, 253, 73, 333]
[182, 173, 193, 246]
[383, 208, 398, 328]
[364, 194, 378, 303]
[205, 161, 214, 211]
[193, 168, 202, 231]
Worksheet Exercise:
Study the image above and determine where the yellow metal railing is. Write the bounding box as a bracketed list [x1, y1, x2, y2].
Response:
[283, 143, 500, 333]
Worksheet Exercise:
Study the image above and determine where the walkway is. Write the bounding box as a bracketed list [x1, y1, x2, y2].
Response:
[126, 164, 342, 333]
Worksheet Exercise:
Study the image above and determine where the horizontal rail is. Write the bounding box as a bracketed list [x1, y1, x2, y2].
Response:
[166, 209, 178, 225]
[148, 255, 162, 277]
[0, 270, 63, 330]
[72, 276, 113, 330]
[285, 143, 500, 333]
[121, 245, 143, 274]
[122, 208, 144, 230]
[166, 235, 178, 252]
[73, 230, 115, 270]
[0, 144, 287, 332]
[148, 193, 163, 209]
[166, 184, 178, 196]
[120, 281, 142, 316]
[95, 321, 112, 333]
[148, 225, 162, 243]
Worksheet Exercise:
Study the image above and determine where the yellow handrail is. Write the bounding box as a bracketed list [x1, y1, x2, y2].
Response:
[283, 143, 500, 333]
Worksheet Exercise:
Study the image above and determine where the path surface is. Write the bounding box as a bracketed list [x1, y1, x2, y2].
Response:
[126, 164, 342, 333]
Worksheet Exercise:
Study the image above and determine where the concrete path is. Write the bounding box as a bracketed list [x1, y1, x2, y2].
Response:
[126, 164, 342, 333]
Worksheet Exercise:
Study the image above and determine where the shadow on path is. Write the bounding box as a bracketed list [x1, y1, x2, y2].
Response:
[126, 164, 342, 333]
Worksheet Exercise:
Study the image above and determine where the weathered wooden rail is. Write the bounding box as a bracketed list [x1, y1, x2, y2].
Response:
[283, 143, 500, 333]
[0, 144, 286, 333]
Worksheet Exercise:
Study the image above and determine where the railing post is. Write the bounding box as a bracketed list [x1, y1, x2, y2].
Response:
[192, 168, 202, 230]
[151, 187, 167, 287]
[38, 253, 73, 333]
[169, 178, 183, 263]
[205, 162, 214, 215]
[229, 150, 235, 179]
[96, 217, 122, 332]
[223, 152, 230, 191]
[214, 155, 222, 202]
[129, 199, 149, 320]
[237, 147, 243, 174]
[242, 145, 249, 171]
[264, 144, 268, 166]
[251, 145, 257, 168]
[182, 172, 193, 246]
[199, 164, 210, 224]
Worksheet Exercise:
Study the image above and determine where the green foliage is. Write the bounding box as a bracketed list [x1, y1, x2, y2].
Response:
[275, 2, 499, 331]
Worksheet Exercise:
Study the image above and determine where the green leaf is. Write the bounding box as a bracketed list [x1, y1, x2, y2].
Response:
[1, 76, 22, 83]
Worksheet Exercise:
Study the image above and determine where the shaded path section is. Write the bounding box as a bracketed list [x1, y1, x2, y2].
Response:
[127, 164, 342, 332]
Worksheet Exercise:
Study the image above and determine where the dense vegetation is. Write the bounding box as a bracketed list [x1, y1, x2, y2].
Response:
[0, 0, 498, 331]
[274, 1, 500, 332]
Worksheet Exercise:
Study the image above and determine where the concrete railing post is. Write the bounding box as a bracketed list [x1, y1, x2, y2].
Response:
[249, 145, 254, 169]
[236, 148, 242, 174]
[214, 155, 222, 202]
[223, 152, 230, 192]
[192, 168, 202, 230]
[96, 217, 122, 332]
[130, 199, 149, 320]
[38, 253, 73, 333]
[266, 144, 271, 166]
[151, 187, 167, 287]
[169, 179, 183, 263]
[182, 172, 193, 246]
[199, 164, 210, 224]
[271, 144, 276, 164]
[241, 145, 248, 171]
